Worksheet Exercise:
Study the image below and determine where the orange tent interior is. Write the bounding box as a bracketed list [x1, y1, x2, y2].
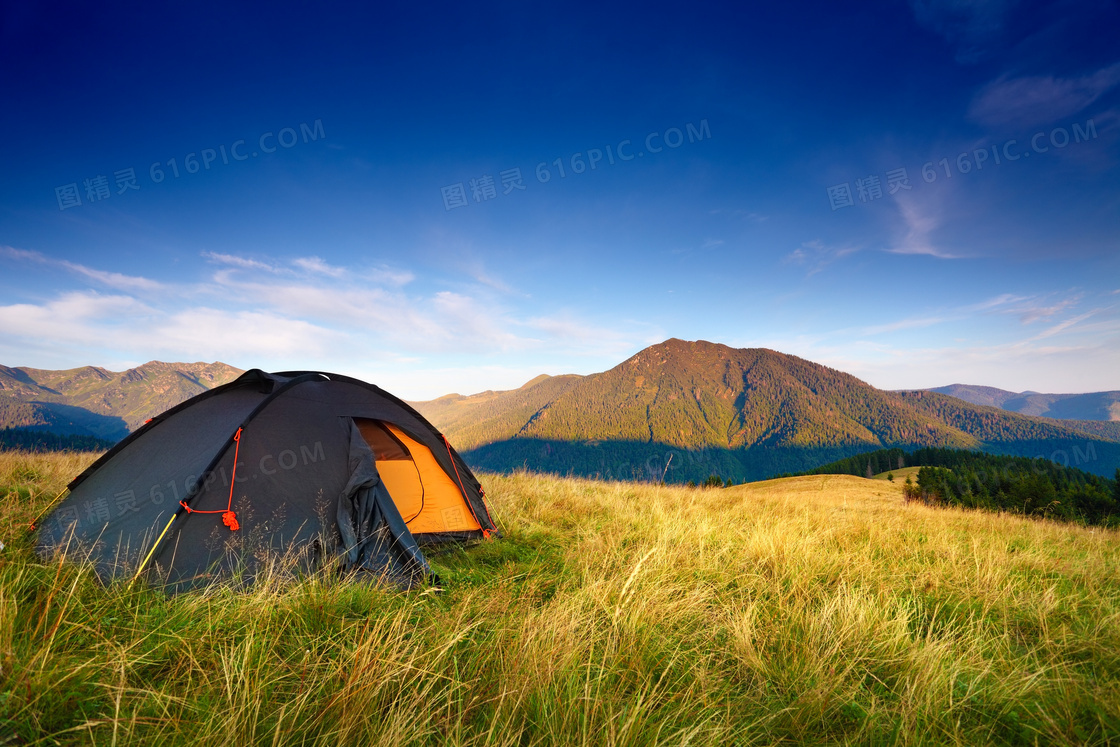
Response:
[354, 418, 481, 535]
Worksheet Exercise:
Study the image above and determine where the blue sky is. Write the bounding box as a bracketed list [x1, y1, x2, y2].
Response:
[1, 1, 1118, 399]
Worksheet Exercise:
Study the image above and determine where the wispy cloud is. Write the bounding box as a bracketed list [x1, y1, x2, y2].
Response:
[204, 250, 413, 287]
[461, 263, 517, 295]
[759, 309, 1120, 392]
[784, 239, 859, 275]
[292, 256, 346, 278]
[202, 251, 279, 273]
[969, 62, 1120, 128]
[0, 246, 661, 386]
[1025, 309, 1102, 341]
[819, 292, 1090, 343]
[361, 266, 416, 287]
[523, 312, 661, 358]
[966, 293, 1028, 312]
[2, 245, 162, 292]
[0, 292, 342, 364]
[860, 315, 949, 336]
[1004, 294, 1083, 324]
[886, 197, 965, 259]
[708, 208, 767, 222]
[908, 0, 1018, 63]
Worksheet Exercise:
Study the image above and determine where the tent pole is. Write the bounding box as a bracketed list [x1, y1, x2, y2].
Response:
[130, 512, 178, 586]
[27, 487, 70, 533]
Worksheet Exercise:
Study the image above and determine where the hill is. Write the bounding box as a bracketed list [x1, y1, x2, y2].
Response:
[806, 446, 1119, 526]
[931, 383, 1120, 421]
[0, 361, 243, 442]
[5, 452, 1120, 744]
[413, 339, 1120, 481]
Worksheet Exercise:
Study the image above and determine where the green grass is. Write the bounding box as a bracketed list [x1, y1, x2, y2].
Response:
[2, 451, 1119, 745]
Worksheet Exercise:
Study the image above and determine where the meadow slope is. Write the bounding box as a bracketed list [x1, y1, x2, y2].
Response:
[1, 452, 1118, 745]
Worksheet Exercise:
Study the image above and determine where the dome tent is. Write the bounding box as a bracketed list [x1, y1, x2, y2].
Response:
[34, 369, 497, 590]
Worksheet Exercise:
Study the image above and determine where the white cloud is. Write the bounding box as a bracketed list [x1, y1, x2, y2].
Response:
[860, 315, 949, 336]
[785, 239, 860, 275]
[524, 313, 661, 358]
[751, 294, 1120, 392]
[1025, 309, 1101, 341]
[886, 197, 965, 259]
[969, 62, 1120, 128]
[846, 293, 1086, 338]
[292, 256, 346, 278]
[201, 251, 279, 273]
[0, 246, 42, 263]
[0, 292, 154, 348]
[1002, 294, 1083, 324]
[430, 291, 526, 350]
[461, 263, 516, 295]
[968, 293, 1027, 312]
[58, 261, 162, 292]
[362, 266, 416, 287]
[0, 246, 667, 385]
[2, 245, 162, 292]
[152, 308, 341, 359]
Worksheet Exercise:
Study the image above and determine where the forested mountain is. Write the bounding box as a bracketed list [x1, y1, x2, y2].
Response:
[6, 344, 1116, 481]
[0, 361, 243, 442]
[413, 339, 1120, 482]
[406, 374, 583, 451]
[930, 384, 1120, 421]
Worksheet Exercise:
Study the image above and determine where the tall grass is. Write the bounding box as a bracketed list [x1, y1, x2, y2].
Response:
[1, 451, 1118, 745]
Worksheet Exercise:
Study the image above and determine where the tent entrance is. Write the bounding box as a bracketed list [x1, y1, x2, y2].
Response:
[353, 418, 481, 535]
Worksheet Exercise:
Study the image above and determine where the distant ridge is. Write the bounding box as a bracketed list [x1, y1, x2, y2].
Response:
[412, 339, 1120, 481]
[6, 346, 1117, 480]
[0, 361, 243, 442]
[929, 384, 1120, 421]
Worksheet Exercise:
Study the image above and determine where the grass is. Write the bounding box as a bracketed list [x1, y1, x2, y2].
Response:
[872, 467, 923, 482]
[1, 450, 1119, 745]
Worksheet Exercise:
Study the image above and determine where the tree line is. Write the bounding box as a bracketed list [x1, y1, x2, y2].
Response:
[0, 428, 116, 453]
[808, 446, 1119, 527]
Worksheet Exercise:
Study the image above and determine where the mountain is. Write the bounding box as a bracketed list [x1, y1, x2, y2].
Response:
[0, 361, 243, 441]
[930, 384, 1120, 421]
[407, 373, 584, 450]
[412, 339, 1120, 482]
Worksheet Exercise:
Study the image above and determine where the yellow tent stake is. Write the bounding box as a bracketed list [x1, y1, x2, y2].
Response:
[27, 488, 70, 533]
[130, 513, 178, 586]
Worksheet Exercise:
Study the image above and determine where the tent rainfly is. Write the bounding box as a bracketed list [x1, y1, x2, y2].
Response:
[34, 370, 497, 590]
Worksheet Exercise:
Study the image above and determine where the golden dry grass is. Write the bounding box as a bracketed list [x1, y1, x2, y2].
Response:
[1, 452, 1118, 745]
[873, 467, 923, 481]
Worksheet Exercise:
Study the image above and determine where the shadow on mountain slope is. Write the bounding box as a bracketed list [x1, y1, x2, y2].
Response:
[462, 437, 1120, 483]
[30, 403, 129, 441]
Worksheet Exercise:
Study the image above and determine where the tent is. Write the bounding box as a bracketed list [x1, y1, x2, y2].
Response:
[34, 369, 497, 590]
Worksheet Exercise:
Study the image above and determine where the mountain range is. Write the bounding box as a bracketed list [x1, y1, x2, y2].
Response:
[410, 339, 1120, 481]
[2, 341, 1117, 482]
[0, 361, 243, 441]
[927, 384, 1120, 421]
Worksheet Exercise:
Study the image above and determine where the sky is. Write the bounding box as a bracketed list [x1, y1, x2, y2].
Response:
[1, 1, 1118, 399]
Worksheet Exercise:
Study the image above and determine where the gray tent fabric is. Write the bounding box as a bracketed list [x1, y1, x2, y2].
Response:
[34, 382, 271, 581]
[34, 369, 496, 592]
[336, 420, 431, 588]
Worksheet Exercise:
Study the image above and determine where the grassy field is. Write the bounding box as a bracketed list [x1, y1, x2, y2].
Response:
[1, 451, 1119, 745]
[872, 467, 923, 482]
